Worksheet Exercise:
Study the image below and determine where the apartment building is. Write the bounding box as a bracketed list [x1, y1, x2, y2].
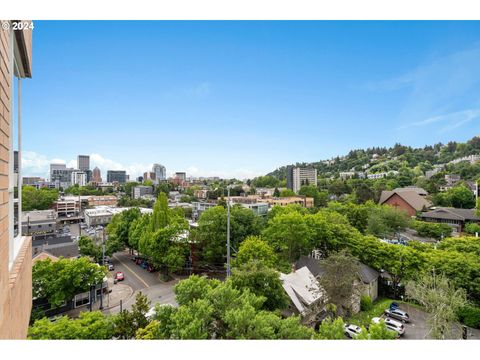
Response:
[287, 167, 317, 193]
[71, 170, 87, 186]
[133, 185, 153, 199]
[0, 20, 33, 339]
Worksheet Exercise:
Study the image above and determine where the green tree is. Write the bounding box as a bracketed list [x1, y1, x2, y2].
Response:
[112, 292, 151, 339]
[78, 235, 102, 263]
[262, 211, 314, 263]
[273, 187, 280, 197]
[411, 220, 452, 240]
[406, 271, 467, 339]
[366, 205, 410, 237]
[32, 258, 107, 308]
[22, 186, 59, 211]
[106, 207, 142, 253]
[280, 189, 296, 197]
[316, 317, 346, 339]
[28, 311, 113, 340]
[355, 320, 397, 340]
[233, 235, 278, 269]
[195, 205, 263, 265]
[298, 185, 324, 207]
[231, 260, 289, 311]
[465, 223, 480, 235]
[317, 250, 361, 316]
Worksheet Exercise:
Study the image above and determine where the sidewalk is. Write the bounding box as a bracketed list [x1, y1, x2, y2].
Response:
[64, 277, 133, 318]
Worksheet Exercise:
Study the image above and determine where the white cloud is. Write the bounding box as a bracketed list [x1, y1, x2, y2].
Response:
[367, 43, 480, 131]
[397, 108, 480, 132]
[21, 151, 58, 178]
[21, 152, 264, 182]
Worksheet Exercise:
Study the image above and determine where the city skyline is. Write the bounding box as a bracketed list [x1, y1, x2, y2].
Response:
[20, 21, 480, 179]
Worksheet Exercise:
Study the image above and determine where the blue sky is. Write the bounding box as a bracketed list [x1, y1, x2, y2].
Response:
[21, 21, 480, 180]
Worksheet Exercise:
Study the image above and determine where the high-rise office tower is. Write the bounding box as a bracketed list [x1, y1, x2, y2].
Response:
[77, 155, 90, 171]
[152, 163, 166, 182]
[92, 166, 102, 182]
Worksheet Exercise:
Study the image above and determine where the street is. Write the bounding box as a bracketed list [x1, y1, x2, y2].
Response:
[104, 250, 180, 314]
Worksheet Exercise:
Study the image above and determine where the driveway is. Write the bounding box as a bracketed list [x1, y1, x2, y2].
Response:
[390, 304, 480, 340]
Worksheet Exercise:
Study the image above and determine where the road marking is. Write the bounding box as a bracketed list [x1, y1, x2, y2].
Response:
[113, 254, 150, 289]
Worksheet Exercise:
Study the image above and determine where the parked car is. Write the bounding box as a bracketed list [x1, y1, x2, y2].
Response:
[140, 261, 148, 269]
[384, 308, 410, 323]
[147, 264, 156, 272]
[390, 302, 400, 310]
[372, 317, 404, 337]
[115, 272, 124, 281]
[108, 264, 114, 271]
[344, 324, 363, 338]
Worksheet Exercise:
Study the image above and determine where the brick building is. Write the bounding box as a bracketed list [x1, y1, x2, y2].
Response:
[379, 187, 431, 217]
[0, 20, 33, 339]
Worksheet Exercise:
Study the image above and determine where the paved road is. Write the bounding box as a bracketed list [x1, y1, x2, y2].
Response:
[389, 304, 480, 340]
[104, 250, 180, 314]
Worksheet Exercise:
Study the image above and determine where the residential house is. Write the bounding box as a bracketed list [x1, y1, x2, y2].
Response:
[295, 255, 380, 313]
[279, 266, 326, 326]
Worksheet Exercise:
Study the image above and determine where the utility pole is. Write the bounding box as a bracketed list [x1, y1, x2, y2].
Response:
[78, 193, 81, 237]
[99, 226, 105, 310]
[226, 186, 231, 277]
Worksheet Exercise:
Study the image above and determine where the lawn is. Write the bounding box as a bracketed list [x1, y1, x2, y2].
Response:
[346, 298, 394, 327]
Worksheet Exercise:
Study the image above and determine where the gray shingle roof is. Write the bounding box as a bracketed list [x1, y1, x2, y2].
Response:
[419, 207, 480, 221]
[295, 256, 379, 284]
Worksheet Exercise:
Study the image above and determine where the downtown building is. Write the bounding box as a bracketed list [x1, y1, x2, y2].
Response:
[0, 20, 33, 339]
[287, 166, 318, 193]
[92, 166, 102, 183]
[107, 170, 127, 184]
[152, 163, 166, 183]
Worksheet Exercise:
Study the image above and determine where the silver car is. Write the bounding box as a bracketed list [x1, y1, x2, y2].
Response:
[384, 308, 410, 323]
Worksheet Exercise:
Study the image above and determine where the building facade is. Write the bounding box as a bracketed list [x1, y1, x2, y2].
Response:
[143, 171, 156, 182]
[92, 166, 102, 183]
[0, 20, 33, 339]
[77, 155, 90, 171]
[71, 170, 87, 187]
[87, 195, 117, 207]
[133, 185, 153, 199]
[51, 167, 74, 188]
[152, 163, 166, 182]
[107, 170, 127, 184]
[290, 167, 317, 193]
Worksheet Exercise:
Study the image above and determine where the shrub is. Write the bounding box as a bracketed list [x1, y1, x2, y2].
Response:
[412, 220, 452, 240]
[360, 295, 373, 311]
[465, 223, 480, 235]
[457, 306, 480, 329]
